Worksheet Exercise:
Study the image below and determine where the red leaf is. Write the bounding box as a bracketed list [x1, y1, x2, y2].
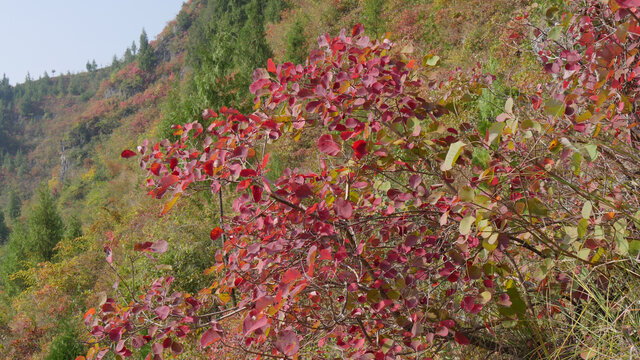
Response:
[210, 227, 223, 241]
[351, 140, 368, 159]
[240, 169, 257, 177]
[352, 23, 364, 36]
[158, 174, 179, 188]
[155, 305, 170, 320]
[317, 134, 341, 156]
[409, 174, 421, 189]
[616, 0, 640, 7]
[121, 149, 136, 158]
[275, 330, 300, 356]
[203, 160, 214, 176]
[267, 58, 276, 73]
[282, 268, 302, 284]
[150, 163, 161, 176]
[202, 108, 218, 120]
[251, 185, 262, 202]
[243, 315, 269, 336]
[171, 341, 184, 355]
[200, 328, 221, 347]
[334, 197, 353, 219]
[454, 332, 470, 345]
[134, 242, 153, 252]
[435, 326, 448, 337]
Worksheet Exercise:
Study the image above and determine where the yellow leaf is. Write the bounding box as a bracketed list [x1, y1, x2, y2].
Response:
[161, 193, 181, 216]
[217, 292, 231, 305]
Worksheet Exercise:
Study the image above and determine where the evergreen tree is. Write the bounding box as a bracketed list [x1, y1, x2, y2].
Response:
[25, 187, 64, 261]
[8, 191, 20, 220]
[111, 54, 120, 69]
[68, 74, 83, 95]
[124, 47, 134, 63]
[131, 40, 137, 55]
[64, 215, 82, 240]
[0, 222, 28, 295]
[237, 0, 273, 71]
[55, 75, 66, 95]
[0, 212, 9, 244]
[285, 17, 308, 64]
[138, 29, 157, 72]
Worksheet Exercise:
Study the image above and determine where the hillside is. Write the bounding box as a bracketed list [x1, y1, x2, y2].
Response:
[1, 0, 639, 359]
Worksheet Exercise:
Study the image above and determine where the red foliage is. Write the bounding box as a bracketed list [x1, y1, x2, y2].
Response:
[86, 3, 640, 357]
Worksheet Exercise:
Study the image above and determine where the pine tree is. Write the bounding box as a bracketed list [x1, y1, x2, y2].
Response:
[25, 187, 63, 261]
[138, 29, 157, 73]
[7, 191, 20, 220]
[237, 0, 273, 71]
[0, 212, 9, 244]
[285, 17, 308, 64]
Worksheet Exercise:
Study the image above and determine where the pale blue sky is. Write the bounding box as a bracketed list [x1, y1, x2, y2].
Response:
[0, 0, 184, 85]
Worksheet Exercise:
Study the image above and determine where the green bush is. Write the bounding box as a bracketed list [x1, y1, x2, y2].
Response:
[45, 320, 85, 360]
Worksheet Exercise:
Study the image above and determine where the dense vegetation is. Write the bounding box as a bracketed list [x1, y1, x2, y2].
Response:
[1, 0, 639, 359]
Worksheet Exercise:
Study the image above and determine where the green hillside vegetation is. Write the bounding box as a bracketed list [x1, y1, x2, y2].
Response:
[0, 0, 638, 359]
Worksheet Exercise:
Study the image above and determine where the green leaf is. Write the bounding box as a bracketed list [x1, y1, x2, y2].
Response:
[487, 122, 505, 145]
[527, 198, 549, 217]
[577, 248, 591, 260]
[548, 26, 563, 41]
[459, 216, 476, 235]
[614, 219, 628, 255]
[459, 186, 475, 202]
[521, 119, 541, 132]
[583, 144, 598, 161]
[577, 218, 588, 239]
[505, 97, 514, 114]
[423, 54, 440, 67]
[581, 201, 592, 219]
[499, 287, 526, 317]
[571, 152, 582, 176]
[629, 241, 640, 256]
[440, 141, 466, 171]
[544, 98, 565, 118]
[378, 181, 391, 192]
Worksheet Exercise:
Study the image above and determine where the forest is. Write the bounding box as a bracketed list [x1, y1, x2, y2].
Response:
[0, 0, 639, 359]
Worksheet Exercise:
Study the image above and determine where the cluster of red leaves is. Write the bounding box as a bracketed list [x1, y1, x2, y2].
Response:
[85, 1, 640, 358]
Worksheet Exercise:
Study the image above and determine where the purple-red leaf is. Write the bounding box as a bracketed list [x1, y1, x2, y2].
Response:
[275, 330, 300, 356]
[317, 134, 341, 156]
[155, 305, 170, 320]
[200, 329, 221, 348]
[243, 315, 269, 336]
[455, 332, 470, 345]
[616, 0, 640, 8]
[335, 197, 353, 219]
